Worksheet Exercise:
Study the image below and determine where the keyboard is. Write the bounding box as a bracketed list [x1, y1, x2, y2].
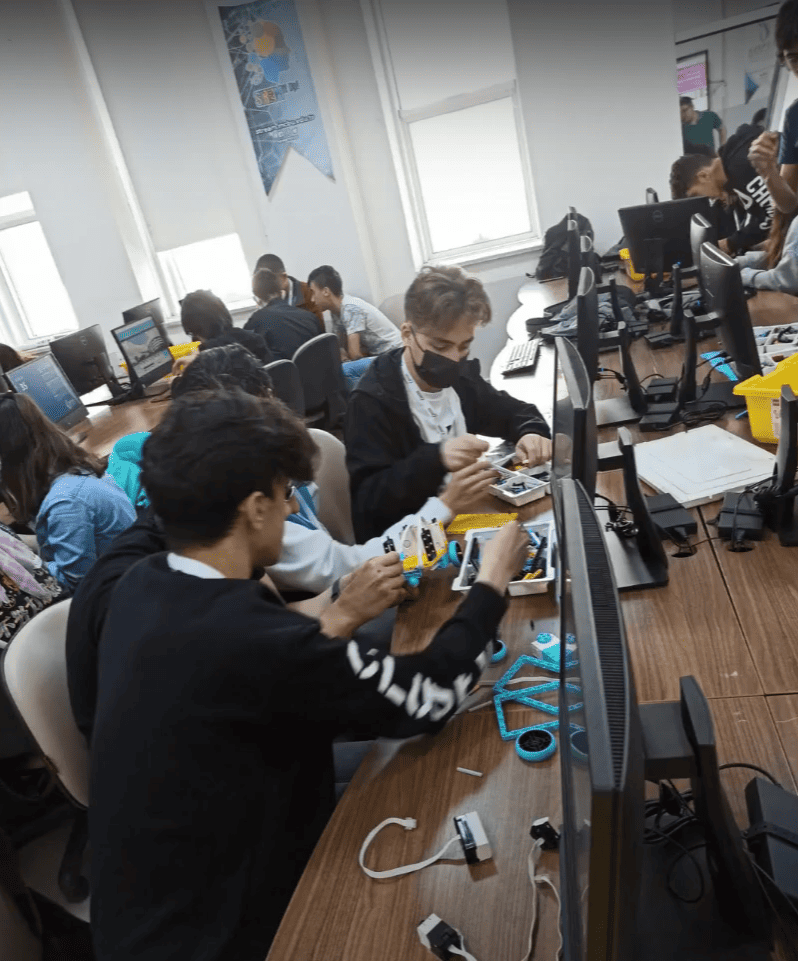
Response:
[502, 337, 541, 377]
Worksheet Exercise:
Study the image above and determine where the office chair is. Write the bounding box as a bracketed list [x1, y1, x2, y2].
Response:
[377, 293, 405, 328]
[292, 334, 347, 433]
[1, 600, 90, 904]
[264, 359, 305, 416]
[308, 428, 355, 545]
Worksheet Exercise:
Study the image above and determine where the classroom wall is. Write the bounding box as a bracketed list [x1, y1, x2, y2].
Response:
[1, 0, 686, 372]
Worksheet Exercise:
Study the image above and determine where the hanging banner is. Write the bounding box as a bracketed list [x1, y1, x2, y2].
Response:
[218, 1, 334, 194]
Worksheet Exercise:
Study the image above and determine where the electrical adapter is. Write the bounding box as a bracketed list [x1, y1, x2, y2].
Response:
[454, 811, 492, 864]
[530, 816, 560, 850]
[417, 914, 463, 960]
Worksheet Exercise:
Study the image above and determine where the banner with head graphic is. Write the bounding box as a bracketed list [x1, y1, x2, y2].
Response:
[218, 1, 334, 194]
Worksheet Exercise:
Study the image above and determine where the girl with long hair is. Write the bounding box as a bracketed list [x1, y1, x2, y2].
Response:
[0, 394, 136, 591]
[735, 207, 798, 292]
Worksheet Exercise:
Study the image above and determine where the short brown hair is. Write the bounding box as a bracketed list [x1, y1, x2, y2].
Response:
[404, 265, 491, 333]
[252, 268, 283, 304]
[670, 153, 714, 199]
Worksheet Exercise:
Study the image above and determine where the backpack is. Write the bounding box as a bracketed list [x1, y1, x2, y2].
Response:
[535, 211, 594, 281]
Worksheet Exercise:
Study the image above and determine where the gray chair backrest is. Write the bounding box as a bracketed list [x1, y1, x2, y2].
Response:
[1, 600, 89, 809]
[292, 333, 347, 430]
[264, 359, 305, 416]
[307, 428, 355, 545]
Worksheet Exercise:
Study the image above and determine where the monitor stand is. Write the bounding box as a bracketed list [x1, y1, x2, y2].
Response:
[634, 677, 772, 960]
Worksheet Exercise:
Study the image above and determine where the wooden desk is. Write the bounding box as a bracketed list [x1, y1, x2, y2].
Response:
[267, 281, 798, 961]
[74, 394, 168, 456]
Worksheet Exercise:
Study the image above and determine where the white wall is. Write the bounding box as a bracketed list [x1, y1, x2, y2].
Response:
[0, 0, 141, 345]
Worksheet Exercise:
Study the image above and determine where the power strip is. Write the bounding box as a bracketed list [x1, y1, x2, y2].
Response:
[417, 914, 464, 960]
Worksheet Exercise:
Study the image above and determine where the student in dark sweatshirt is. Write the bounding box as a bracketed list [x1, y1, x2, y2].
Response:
[345, 264, 552, 541]
[244, 267, 319, 360]
[180, 289, 271, 364]
[88, 388, 527, 961]
[669, 124, 774, 254]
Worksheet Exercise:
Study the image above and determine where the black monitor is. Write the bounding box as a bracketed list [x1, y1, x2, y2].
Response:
[618, 197, 712, 275]
[121, 298, 172, 348]
[556, 477, 770, 961]
[645, 187, 659, 204]
[111, 317, 172, 391]
[689, 213, 717, 307]
[6, 353, 88, 431]
[700, 242, 763, 384]
[49, 325, 125, 398]
[566, 216, 581, 301]
[553, 337, 598, 503]
[758, 384, 798, 545]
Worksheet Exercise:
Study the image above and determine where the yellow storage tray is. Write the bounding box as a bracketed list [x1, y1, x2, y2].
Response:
[732, 352, 798, 443]
[169, 341, 200, 360]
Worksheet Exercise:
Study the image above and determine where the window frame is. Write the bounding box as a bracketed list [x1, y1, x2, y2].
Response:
[0, 197, 79, 346]
[156, 233, 256, 315]
[360, 0, 542, 267]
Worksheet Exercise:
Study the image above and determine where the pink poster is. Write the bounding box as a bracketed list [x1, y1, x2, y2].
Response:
[678, 62, 706, 93]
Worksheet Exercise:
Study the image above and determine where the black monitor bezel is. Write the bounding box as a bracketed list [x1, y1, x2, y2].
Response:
[618, 197, 712, 272]
[553, 337, 598, 505]
[121, 297, 172, 349]
[6, 353, 89, 431]
[49, 324, 111, 396]
[111, 317, 173, 389]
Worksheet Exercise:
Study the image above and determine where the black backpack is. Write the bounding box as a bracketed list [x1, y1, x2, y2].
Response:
[535, 211, 594, 281]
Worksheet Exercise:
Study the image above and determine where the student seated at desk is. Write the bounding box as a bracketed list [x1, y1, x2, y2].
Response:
[0, 343, 34, 373]
[254, 252, 324, 329]
[345, 264, 552, 541]
[244, 267, 319, 360]
[735, 208, 798, 294]
[307, 264, 403, 390]
[87, 389, 527, 961]
[180, 289, 271, 367]
[67, 344, 467, 741]
[0, 394, 135, 593]
[670, 125, 774, 254]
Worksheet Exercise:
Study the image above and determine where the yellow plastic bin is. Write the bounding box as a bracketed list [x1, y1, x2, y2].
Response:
[169, 341, 201, 361]
[733, 352, 798, 443]
[619, 248, 645, 282]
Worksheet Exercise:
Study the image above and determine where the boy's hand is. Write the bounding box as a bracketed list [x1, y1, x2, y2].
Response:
[440, 460, 499, 514]
[748, 131, 780, 178]
[440, 433, 489, 471]
[320, 553, 406, 638]
[515, 433, 552, 467]
[477, 522, 530, 595]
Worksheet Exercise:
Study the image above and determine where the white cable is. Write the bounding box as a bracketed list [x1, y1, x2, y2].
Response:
[358, 817, 462, 879]
[520, 839, 563, 961]
[450, 943, 481, 961]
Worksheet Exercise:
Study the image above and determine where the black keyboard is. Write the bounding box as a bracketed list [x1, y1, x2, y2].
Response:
[502, 336, 541, 377]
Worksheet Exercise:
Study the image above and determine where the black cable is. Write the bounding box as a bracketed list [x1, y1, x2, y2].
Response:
[718, 762, 782, 788]
[644, 825, 706, 903]
[749, 858, 798, 926]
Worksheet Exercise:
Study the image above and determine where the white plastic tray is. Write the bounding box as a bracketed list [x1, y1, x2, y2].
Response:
[452, 519, 556, 596]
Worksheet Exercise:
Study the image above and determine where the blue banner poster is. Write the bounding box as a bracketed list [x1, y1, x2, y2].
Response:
[218, 1, 334, 194]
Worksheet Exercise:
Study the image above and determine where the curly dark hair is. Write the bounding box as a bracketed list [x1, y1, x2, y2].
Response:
[171, 344, 273, 400]
[141, 390, 316, 548]
[0, 393, 105, 523]
[404, 264, 491, 333]
[670, 153, 715, 199]
[180, 290, 234, 342]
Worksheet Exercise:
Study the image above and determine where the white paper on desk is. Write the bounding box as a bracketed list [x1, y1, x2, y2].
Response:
[633, 425, 776, 507]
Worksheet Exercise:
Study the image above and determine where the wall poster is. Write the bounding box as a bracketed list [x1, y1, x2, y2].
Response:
[218, 1, 334, 194]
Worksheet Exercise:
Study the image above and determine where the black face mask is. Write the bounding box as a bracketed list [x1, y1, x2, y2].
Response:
[411, 330, 465, 389]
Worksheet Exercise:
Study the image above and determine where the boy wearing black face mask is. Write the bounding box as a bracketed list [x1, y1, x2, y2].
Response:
[345, 265, 552, 541]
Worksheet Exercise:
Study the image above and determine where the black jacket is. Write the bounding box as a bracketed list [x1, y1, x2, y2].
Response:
[88, 553, 505, 961]
[200, 327, 272, 365]
[719, 124, 774, 254]
[345, 347, 550, 540]
[243, 300, 319, 361]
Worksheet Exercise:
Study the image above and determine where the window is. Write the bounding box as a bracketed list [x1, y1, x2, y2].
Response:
[0, 191, 79, 344]
[361, 0, 540, 266]
[158, 233, 253, 310]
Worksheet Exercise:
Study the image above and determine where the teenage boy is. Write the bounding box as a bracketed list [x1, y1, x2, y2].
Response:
[88, 389, 527, 961]
[307, 264, 403, 389]
[245, 267, 319, 360]
[345, 264, 552, 541]
[747, 0, 798, 214]
[254, 252, 323, 328]
[670, 123, 774, 254]
[680, 96, 726, 151]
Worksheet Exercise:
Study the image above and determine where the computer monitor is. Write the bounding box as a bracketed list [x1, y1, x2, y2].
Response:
[552, 337, 598, 503]
[758, 384, 798, 545]
[121, 298, 172, 348]
[111, 316, 173, 391]
[689, 213, 717, 307]
[49, 325, 124, 398]
[5, 353, 88, 431]
[556, 477, 770, 961]
[618, 197, 712, 275]
[700, 242, 763, 385]
[645, 187, 659, 204]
